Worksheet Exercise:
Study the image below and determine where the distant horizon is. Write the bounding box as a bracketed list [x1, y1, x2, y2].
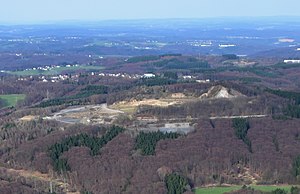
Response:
[1, 15, 300, 25]
[1, 0, 300, 25]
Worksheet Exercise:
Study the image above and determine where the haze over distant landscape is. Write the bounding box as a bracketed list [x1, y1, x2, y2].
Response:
[0, 0, 300, 23]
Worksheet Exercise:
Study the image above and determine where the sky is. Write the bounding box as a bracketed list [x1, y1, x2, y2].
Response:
[0, 0, 300, 24]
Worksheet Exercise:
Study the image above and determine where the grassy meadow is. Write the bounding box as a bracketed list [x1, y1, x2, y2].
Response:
[7, 65, 104, 76]
[195, 185, 296, 194]
[0, 94, 26, 107]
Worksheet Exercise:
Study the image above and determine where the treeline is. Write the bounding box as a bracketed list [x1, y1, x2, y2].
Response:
[126, 54, 182, 63]
[160, 54, 182, 57]
[247, 67, 278, 78]
[126, 55, 161, 63]
[165, 173, 189, 194]
[284, 105, 300, 118]
[222, 54, 239, 60]
[163, 72, 178, 80]
[137, 77, 176, 87]
[194, 65, 280, 78]
[273, 62, 300, 69]
[49, 126, 125, 172]
[135, 131, 180, 155]
[74, 85, 108, 98]
[36, 98, 82, 108]
[232, 118, 252, 153]
[36, 84, 109, 108]
[267, 89, 300, 118]
[267, 89, 300, 105]
[151, 58, 210, 70]
[292, 155, 300, 178]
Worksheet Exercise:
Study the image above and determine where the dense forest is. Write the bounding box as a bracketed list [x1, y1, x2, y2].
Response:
[49, 126, 124, 172]
[0, 53, 300, 194]
[135, 131, 180, 155]
[165, 173, 190, 194]
[267, 89, 300, 118]
[233, 118, 252, 153]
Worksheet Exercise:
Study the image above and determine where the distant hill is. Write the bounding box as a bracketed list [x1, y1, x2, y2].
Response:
[251, 47, 300, 58]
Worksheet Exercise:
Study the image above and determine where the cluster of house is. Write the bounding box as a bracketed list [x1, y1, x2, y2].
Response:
[15, 71, 158, 83]
[187, 41, 236, 48]
[40, 75, 74, 83]
[34, 73, 157, 83]
[14, 66, 213, 84]
[17, 74, 75, 82]
[188, 40, 213, 47]
[98, 73, 155, 79]
[182, 75, 210, 83]
[24, 64, 79, 71]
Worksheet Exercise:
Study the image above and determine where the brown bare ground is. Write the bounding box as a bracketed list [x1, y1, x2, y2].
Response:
[19, 115, 36, 121]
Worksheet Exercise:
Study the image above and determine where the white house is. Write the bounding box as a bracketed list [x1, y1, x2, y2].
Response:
[219, 44, 236, 48]
[143, 73, 155, 78]
[183, 75, 192, 79]
[284, 60, 300, 64]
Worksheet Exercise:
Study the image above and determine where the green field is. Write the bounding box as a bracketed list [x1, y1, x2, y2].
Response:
[7, 65, 104, 76]
[0, 94, 26, 107]
[195, 185, 295, 194]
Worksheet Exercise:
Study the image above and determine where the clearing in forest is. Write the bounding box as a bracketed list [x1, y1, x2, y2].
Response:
[0, 94, 26, 108]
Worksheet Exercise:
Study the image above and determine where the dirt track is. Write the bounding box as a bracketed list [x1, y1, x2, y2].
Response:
[48, 103, 124, 124]
[209, 114, 267, 119]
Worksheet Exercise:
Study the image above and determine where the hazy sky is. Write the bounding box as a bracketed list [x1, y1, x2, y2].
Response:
[0, 0, 299, 23]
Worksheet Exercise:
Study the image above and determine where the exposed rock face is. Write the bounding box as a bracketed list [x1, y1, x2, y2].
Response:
[200, 85, 244, 99]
